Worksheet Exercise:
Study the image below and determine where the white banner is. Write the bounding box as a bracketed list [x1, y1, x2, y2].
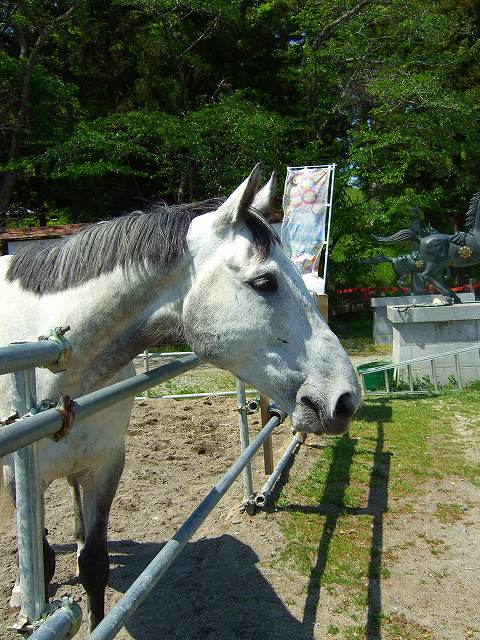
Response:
[281, 165, 334, 293]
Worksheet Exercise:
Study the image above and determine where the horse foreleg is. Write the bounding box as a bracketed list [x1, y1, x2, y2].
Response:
[67, 476, 85, 577]
[38, 485, 56, 596]
[8, 527, 55, 612]
[423, 264, 462, 303]
[3, 462, 55, 610]
[412, 273, 427, 294]
[77, 446, 125, 631]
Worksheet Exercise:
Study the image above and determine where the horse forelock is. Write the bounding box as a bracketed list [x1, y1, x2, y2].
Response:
[6, 198, 278, 294]
[245, 206, 280, 261]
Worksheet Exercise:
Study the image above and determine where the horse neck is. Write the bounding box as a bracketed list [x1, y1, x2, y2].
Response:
[57, 263, 191, 391]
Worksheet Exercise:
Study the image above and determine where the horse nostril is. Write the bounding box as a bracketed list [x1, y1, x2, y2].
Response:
[334, 392, 357, 420]
[300, 396, 318, 413]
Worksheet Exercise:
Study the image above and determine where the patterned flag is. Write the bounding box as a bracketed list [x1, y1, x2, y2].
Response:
[281, 167, 332, 287]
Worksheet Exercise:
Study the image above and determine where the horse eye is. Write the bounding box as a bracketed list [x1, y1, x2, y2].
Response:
[249, 274, 278, 292]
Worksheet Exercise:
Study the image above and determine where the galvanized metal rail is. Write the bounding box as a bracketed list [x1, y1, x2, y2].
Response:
[0, 341, 62, 375]
[0, 344, 201, 639]
[358, 343, 480, 395]
[133, 349, 257, 400]
[0, 355, 201, 458]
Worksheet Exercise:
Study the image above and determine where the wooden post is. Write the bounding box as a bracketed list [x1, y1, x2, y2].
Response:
[260, 395, 274, 475]
[313, 293, 329, 321]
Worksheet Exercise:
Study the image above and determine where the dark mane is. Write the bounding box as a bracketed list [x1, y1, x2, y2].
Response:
[7, 198, 278, 295]
[247, 205, 279, 259]
[465, 191, 480, 233]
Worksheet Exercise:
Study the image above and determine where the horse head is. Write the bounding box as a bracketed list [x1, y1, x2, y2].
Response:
[183, 165, 361, 435]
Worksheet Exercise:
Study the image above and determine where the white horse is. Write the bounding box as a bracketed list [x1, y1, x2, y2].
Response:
[0, 165, 360, 631]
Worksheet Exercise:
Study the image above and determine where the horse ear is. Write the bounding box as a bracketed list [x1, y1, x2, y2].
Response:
[215, 164, 262, 227]
[251, 171, 276, 217]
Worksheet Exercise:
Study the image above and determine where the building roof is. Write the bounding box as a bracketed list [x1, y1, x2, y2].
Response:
[0, 210, 284, 243]
[0, 224, 88, 242]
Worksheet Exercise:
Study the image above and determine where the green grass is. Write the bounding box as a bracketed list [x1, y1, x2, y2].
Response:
[346, 613, 436, 640]
[150, 342, 191, 353]
[341, 338, 391, 358]
[148, 366, 237, 397]
[272, 389, 480, 637]
[330, 310, 391, 357]
[435, 502, 465, 524]
[418, 533, 448, 556]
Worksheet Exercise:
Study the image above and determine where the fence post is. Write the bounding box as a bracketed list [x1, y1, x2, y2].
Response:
[455, 354, 462, 390]
[430, 359, 438, 391]
[236, 379, 255, 511]
[383, 370, 390, 393]
[11, 368, 46, 629]
[143, 349, 150, 398]
[143, 349, 150, 373]
[260, 395, 274, 475]
[407, 364, 414, 391]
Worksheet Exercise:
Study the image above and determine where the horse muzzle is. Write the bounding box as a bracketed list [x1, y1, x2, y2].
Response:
[291, 383, 361, 435]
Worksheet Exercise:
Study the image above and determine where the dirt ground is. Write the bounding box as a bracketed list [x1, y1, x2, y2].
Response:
[0, 395, 479, 640]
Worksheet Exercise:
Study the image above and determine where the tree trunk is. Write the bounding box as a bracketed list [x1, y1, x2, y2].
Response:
[0, 56, 34, 226]
[0, 1, 84, 226]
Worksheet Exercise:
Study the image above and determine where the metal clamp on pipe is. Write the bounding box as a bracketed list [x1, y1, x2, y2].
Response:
[31, 596, 82, 640]
[246, 397, 260, 413]
[38, 326, 72, 373]
[14, 396, 76, 442]
[52, 396, 75, 441]
[267, 402, 286, 423]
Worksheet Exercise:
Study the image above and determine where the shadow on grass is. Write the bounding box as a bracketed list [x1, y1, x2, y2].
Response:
[277, 400, 392, 640]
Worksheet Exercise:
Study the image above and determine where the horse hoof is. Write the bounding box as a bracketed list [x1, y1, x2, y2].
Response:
[9, 591, 21, 612]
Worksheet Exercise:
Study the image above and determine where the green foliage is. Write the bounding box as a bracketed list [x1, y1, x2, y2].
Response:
[27, 95, 287, 208]
[185, 95, 289, 195]
[2, 0, 480, 289]
[39, 110, 185, 179]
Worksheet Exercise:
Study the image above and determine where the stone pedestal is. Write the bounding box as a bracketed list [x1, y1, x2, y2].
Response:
[387, 302, 480, 386]
[371, 293, 475, 344]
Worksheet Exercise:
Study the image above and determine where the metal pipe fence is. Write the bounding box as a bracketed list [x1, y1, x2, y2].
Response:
[357, 344, 480, 396]
[88, 411, 284, 640]
[11, 369, 45, 629]
[0, 355, 201, 458]
[133, 349, 302, 507]
[0, 342, 62, 376]
[236, 379, 255, 509]
[254, 434, 300, 507]
[1, 339, 298, 640]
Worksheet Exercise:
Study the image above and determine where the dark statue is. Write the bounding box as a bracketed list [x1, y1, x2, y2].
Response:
[367, 209, 446, 294]
[373, 192, 480, 303]
[363, 250, 442, 294]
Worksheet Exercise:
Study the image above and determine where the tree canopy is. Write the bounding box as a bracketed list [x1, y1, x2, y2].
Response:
[1, 0, 479, 289]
